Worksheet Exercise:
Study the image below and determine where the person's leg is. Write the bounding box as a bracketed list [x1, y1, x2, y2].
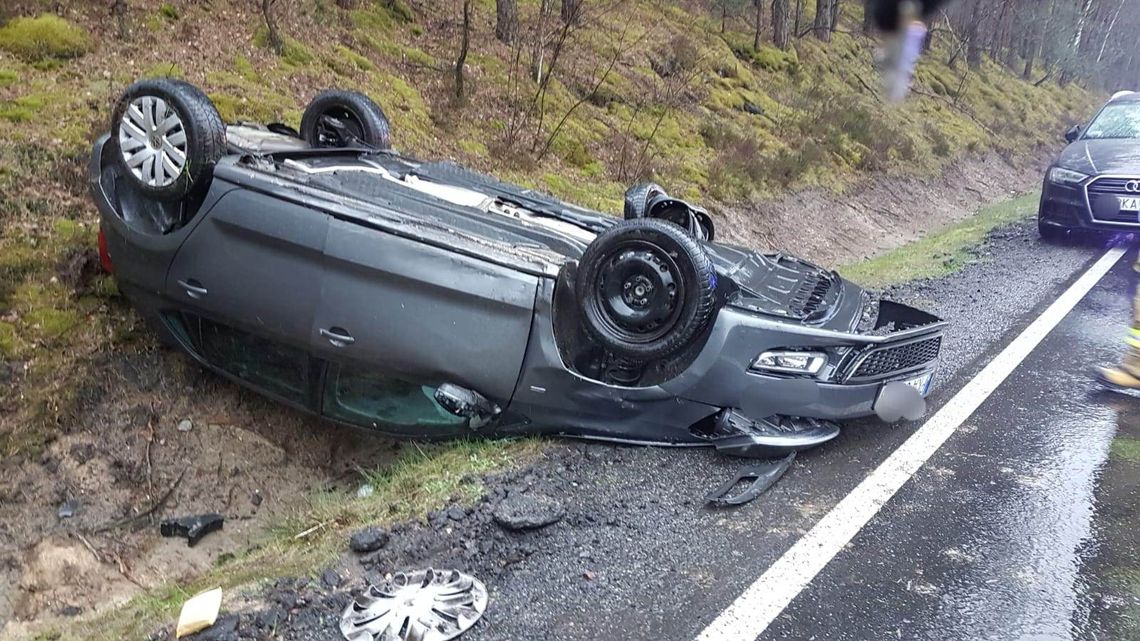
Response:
[1098, 255, 1140, 389]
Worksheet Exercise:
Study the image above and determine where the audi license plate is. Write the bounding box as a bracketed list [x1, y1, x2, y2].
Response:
[901, 372, 934, 397]
[1119, 196, 1140, 211]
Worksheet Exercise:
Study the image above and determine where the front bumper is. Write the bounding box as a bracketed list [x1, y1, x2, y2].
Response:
[663, 294, 945, 422]
[1039, 175, 1140, 232]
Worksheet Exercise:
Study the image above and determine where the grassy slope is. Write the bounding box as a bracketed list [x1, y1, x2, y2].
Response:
[839, 192, 1040, 288]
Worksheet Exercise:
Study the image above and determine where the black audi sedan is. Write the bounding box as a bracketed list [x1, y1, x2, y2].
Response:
[1038, 91, 1140, 241]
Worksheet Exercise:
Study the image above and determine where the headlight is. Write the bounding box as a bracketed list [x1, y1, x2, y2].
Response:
[752, 351, 828, 376]
[1048, 167, 1089, 185]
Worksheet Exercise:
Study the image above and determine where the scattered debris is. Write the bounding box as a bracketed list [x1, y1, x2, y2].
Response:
[349, 526, 390, 553]
[176, 587, 222, 638]
[321, 569, 343, 589]
[57, 498, 79, 519]
[492, 492, 565, 531]
[250, 490, 263, 506]
[742, 100, 765, 115]
[355, 483, 375, 499]
[177, 418, 193, 432]
[161, 513, 224, 546]
[340, 568, 487, 641]
[705, 453, 797, 507]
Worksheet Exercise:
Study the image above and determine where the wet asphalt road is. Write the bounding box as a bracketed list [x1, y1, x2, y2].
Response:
[762, 244, 1137, 641]
[457, 222, 1138, 641]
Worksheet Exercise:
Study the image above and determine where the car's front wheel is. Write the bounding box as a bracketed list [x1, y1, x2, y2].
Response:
[576, 219, 718, 362]
[300, 90, 391, 150]
[1038, 217, 1071, 243]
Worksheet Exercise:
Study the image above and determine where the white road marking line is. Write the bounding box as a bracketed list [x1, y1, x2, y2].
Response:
[696, 246, 1128, 641]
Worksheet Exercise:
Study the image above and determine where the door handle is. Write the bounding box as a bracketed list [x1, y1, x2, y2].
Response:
[177, 279, 208, 300]
[320, 327, 355, 348]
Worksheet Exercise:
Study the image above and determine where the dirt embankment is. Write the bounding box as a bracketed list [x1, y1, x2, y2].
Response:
[0, 146, 1053, 640]
[720, 150, 1048, 267]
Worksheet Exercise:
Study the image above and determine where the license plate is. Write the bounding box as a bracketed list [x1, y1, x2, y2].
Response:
[1119, 196, 1140, 211]
[901, 372, 934, 397]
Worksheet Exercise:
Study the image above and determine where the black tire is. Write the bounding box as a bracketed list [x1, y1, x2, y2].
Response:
[301, 90, 391, 149]
[1038, 217, 1070, 243]
[623, 182, 667, 220]
[110, 78, 226, 201]
[576, 219, 718, 362]
[694, 209, 716, 242]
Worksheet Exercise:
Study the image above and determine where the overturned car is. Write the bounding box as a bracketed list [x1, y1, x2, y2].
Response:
[90, 79, 945, 459]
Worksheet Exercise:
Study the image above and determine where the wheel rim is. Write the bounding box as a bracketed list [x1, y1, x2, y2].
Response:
[315, 106, 366, 147]
[119, 96, 187, 188]
[593, 241, 683, 343]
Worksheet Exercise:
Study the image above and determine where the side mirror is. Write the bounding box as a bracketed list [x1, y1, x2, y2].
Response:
[1065, 125, 1082, 143]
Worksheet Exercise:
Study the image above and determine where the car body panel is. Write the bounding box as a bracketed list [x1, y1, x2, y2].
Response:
[312, 218, 539, 402]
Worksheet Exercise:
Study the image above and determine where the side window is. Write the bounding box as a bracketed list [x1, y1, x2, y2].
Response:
[322, 364, 465, 434]
[170, 313, 310, 404]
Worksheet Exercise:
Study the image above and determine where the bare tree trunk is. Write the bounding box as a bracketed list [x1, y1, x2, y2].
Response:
[560, 0, 581, 24]
[495, 0, 518, 43]
[772, 0, 790, 49]
[455, 0, 472, 100]
[754, 0, 764, 49]
[862, 0, 874, 33]
[262, 0, 283, 54]
[828, 0, 839, 33]
[531, 0, 552, 83]
[794, 0, 804, 36]
[111, 0, 128, 39]
[813, 0, 831, 41]
[1097, 0, 1125, 64]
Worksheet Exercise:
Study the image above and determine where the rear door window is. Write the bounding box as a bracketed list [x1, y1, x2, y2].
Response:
[171, 313, 311, 405]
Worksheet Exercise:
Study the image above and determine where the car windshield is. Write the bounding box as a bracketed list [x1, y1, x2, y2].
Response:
[1083, 102, 1140, 139]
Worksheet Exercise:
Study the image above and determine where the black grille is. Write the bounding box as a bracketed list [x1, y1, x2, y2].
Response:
[789, 273, 832, 320]
[851, 336, 942, 379]
[1087, 178, 1140, 225]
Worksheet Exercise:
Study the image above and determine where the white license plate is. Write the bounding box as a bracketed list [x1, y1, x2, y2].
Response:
[902, 372, 934, 397]
[1119, 196, 1140, 211]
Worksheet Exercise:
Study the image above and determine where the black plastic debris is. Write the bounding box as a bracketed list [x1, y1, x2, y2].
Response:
[160, 513, 224, 546]
[705, 453, 796, 507]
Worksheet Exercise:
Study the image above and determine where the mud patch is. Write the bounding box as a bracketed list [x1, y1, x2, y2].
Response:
[720, 152, 1041, 267]
[0, 342, 397, 635]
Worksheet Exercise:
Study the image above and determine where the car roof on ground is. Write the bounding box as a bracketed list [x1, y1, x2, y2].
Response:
[1109, 90, 1140, 102]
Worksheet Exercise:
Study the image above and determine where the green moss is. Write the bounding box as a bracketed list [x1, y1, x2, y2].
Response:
[253, 27, 315, 66]
[142, 62, 183, 79]
[0, 95, 44, 122]
[0, 14, 90, 63]
[24, 307, 79, 341]
[325, 45, 374, 77]
[458, 139, 487, 156]
[1110, 437, 1140, 464]
[0, 321, 19, 358]
[233, 55, 258, 81]
[159, 3, 179, 21]
[0, 69, 17, 88]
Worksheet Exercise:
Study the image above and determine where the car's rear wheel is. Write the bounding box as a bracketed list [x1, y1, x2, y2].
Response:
[300, 90, 391, 150]
[110, 78, 226, 201]
[576, 219, 718, 362]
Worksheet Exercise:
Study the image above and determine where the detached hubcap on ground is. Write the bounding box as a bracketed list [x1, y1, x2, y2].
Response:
[119, 96, 187, 187]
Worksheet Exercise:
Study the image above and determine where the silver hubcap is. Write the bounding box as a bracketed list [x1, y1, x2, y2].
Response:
[118, 96, 187, 188]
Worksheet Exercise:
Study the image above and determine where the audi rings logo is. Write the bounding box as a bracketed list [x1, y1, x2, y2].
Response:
[1126, 180, 1140, 193]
